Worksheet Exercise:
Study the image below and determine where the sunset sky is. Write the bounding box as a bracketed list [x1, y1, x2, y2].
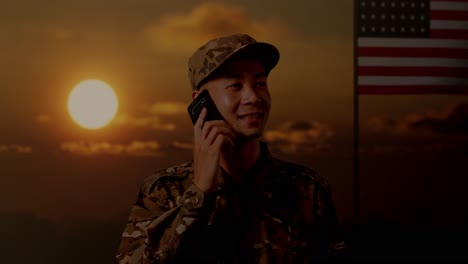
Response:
[1, 0, 467, 262]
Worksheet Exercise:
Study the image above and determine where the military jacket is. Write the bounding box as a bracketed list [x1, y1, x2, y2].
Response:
[116, 143, 345, 263]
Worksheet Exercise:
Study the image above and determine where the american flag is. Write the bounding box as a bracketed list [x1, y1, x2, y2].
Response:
[356, 0, 468, 94]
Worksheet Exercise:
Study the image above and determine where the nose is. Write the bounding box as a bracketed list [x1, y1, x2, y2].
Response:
[240, 84, 261, 105]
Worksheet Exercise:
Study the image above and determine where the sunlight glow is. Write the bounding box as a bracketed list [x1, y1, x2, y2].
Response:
[68, 80, 118, 129]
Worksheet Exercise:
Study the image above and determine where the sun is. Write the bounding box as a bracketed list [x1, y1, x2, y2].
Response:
[68, 80, 119, 129]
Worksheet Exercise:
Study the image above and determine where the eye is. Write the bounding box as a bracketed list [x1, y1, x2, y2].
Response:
[255, 81, 267, 88]
[227, 82, 242, 90]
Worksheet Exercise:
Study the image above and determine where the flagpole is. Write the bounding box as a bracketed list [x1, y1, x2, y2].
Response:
[353, 0, 360, 226]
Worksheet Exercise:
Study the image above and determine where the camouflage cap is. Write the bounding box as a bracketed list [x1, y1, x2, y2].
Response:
[188, 34, 280, 91]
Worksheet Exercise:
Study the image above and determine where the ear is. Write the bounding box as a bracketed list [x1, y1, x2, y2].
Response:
[192, 90, 200, 101]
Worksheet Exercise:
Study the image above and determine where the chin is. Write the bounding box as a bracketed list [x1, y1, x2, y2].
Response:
[235, 130, 263, 142]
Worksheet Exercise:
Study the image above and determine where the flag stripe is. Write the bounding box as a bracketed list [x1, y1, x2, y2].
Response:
[358, 47, 468, 58]
[359, 57, 468, 67]
[358, 67, 468, 77]
[431, 10, 468, 20]
[358, 38, 468, 48]
[359, 85, 468, 95]
[431, 1, 468, 11]
[431, 20, 468, 29]
[359, 76, 468, 86]
[431, 29, 468, 39]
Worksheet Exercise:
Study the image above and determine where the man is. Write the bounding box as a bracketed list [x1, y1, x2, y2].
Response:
[116, 34, 345, 263]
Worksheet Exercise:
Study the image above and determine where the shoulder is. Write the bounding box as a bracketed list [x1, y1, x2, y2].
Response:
[271, 157, 332, 193]
[139, 161, 194, 194]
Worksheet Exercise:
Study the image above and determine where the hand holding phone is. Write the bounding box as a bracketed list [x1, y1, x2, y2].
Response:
[188, 90, 234, 193]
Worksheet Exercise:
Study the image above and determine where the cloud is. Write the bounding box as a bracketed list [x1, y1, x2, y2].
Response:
[144, 2, 293, 53]
[113, 113, 176, 131]
[410, 104, 468, 134]
[171, 141, 193, 150]
[60, 141, 163, 156]
[114, 101, 187, 131]
[366, 103, 468, 136]
[0, 144, 33, 154]
[144, 101, 187, 116]
[264, 120, 334, 154]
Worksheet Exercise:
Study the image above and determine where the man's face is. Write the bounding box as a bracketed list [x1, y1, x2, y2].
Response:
[195, 57, 271, 140]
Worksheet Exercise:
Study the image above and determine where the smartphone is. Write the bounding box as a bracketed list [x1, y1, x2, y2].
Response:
[187, 89, 223, 125]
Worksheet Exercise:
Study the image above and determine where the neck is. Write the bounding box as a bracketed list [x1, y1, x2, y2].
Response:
[220, 139, 262, 180]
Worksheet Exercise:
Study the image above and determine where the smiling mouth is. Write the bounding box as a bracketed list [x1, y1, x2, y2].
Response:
[238, 112, 264, 119]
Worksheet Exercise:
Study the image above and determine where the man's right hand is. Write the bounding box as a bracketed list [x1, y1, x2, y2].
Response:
[193, 108, 234, 193]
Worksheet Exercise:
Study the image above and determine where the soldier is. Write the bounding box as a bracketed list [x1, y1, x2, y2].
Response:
[116, 34, 346, 263]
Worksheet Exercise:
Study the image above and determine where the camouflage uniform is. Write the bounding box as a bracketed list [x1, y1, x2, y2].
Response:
[116, 142, 346, 263]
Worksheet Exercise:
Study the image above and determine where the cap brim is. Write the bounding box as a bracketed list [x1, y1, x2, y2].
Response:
[227, 42, 280, 71]
[195, 42, 280, 89]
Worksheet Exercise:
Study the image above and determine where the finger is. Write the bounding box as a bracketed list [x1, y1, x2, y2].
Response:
[205, 126, 235, 149]
[222, 127, 236, 140]
[194, 108, 207, 130]
[201, 120, 231, 139]
[214, 126, 236, 142]
[223, 134, 234, 148]
[213, 134, 225, 151]
[194, 108, 207, 141]
[201, 120, 220, 140]
[205, 126, 220, 146]
[217, 120, 235, 139]
[204, 120, 226, 126]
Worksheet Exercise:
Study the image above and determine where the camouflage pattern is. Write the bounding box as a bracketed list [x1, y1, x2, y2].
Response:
[116, 142, 346, 263]
[188, 34, 280, 91]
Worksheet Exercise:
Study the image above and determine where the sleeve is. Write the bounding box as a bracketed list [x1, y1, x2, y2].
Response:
[116, 179, 216, 264]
